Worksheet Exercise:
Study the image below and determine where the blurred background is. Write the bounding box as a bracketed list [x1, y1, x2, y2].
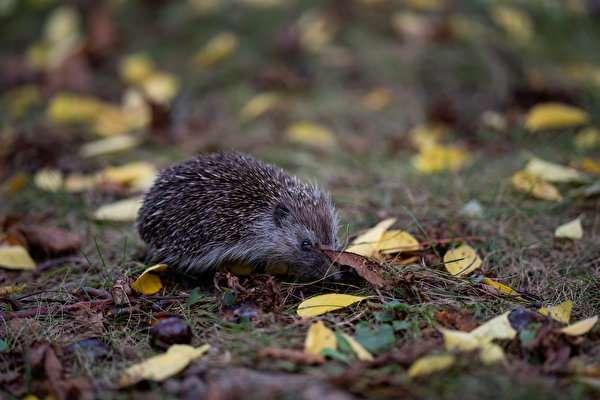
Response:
[2, 0, 600, 225]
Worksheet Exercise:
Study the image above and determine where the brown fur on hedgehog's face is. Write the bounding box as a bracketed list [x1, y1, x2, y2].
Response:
[255, 193, 340, 281]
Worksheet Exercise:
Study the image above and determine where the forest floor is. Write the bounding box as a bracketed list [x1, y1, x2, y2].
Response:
[2, 1, 600, 399]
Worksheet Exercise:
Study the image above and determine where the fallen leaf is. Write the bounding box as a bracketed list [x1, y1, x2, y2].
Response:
[574, 127, 600, 150]
[554, 216, 584, 240]
[339, 332, 374, 361]
[558, 315, 598, 336]
[479, 343, 507, 364]
[193, 31, 238, 68]
[93, 196, 144, 221]
[511, 170, 563, 202]
[319, 248, 390, 288]
[346, 218, 396, 257]
[0, 246, 36, 270]
[409, 124, 448, 149]
[363, 88, 392, 111]
[481, 278, 523, 299]
[119, 53, 156, 85]
[141, 72, 180, 105]
[539, 301, 572, 323]
[285, 121, 337, 149]
[407, 354, 456, 378]
[379, 230, 420, 254]
[439, 327, 508, 365]
[580, 158, 600, 176]
[240, 92, 282, 121]
[443, 244, 482, 276]
[354, 323, 395, 353]
[490, 5, 533, 46]
[412, 144, 470, 174]
[119, 344, 209, 387]
[98, 162, 157, 188]
[525, 102, 589, 132]
[439, 328, 480, 352]
[470, 312, 517, 341]
[20, 226, 82, 258]
[46, 92, 107, 125]
[524, 157, 587, 183]
[297, 11, 337, 52]
[80, 135, 140, 157]
[34, 168, 63, 192]
[132, 264, 168, 295]
[304, 320, 337, 355]
[0, 283, 27, 296]
[297, 294, 365, 318]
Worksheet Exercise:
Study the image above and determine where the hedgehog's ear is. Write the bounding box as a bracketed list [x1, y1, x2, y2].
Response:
[273, 203, 290, 227]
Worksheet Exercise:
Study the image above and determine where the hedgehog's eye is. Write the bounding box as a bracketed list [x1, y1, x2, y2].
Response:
[301, 240, 311, 250]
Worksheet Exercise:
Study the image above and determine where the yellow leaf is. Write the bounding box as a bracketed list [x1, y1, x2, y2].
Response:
[240, 92, 281, 121]
[34, 168, 63, 192]
[555, 216, 584, 240]
[412, 144, 470, 174]
[574, 127, 600, 150]
[239, 0, 284, 8]
[297, 11, 337, 53]
[193, 31, 238, 68]
[379, 230, 420, 254]
[439, 328, 507, 365]
[0, 283, 27, 296]
[119, 53, 156, 85]
[443, 244, 482, 276]
[47, 92, 107, 125]
[122, 89, 151, 131]
[93, 196, 144, 222]
[525, 102, 589, 132]
[511, 170, 563, 202]
[440, 328, 480, 352]
[407, 354, 455, 378]
[41, 5, 82, 69]
[0, 246, 36, 270]
[538, 301, 572, 324]
[132, 264, 168, 295]
[363, 88, 392, 111]
[297, 294, 365, 318]
[481, 278, 522, 299]
[119, 344, 209, 387]
[479, 343, 507, 365]
[141, 72, 180, 105]
[92, 106, 139, 137]
[340, 332, 374, 361]
[99, 162, 158, 188]
[580, 158, 600, 176]
[304, 320, 337, 355]
[490, 5, 533, 46]
[524, 157, 587, 183]
[400, 0, 444, 11]
[346, 218, 396, 257]
[470, 312, 516, 341]
[408, 124, 447, 150]
[558, 315, 598, 336]
[80, 135, 140, 158]
[285, 121, 337, 149]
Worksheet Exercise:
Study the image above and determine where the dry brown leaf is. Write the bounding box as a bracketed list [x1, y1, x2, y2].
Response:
[318, 247, 391, 289]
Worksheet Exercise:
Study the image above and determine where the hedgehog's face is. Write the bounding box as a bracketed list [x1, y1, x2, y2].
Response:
[268, 199, 340, 281]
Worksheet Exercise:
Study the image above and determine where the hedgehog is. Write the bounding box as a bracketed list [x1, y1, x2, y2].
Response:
[137, 152, 340, 280]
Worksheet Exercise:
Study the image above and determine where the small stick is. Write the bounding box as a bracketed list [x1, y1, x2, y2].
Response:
[0, 298, 113, 320]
